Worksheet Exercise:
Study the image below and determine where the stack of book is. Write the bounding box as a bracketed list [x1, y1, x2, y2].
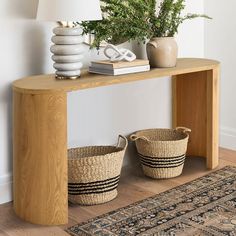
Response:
[89, 59, 150, 76]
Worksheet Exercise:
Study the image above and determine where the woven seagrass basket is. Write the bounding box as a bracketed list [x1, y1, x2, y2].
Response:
[130, 127, 191, 179]
[68, 135, 128, 205]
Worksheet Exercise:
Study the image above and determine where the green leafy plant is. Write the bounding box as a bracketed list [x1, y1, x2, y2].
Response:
[152, 0, 211, 37]
[79, 0, 211, 49]
[80, 0, 155, 49]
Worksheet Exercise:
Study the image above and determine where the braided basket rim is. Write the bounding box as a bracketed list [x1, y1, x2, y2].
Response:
[68, 146, 124, 158]
[132, 128, 189, 143]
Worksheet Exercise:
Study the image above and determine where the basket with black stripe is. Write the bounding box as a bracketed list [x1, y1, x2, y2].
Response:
[68, 135, 128, 205]
[130, 127, 191, 179]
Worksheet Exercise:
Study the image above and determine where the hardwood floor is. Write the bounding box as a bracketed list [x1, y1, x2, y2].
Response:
[1, 148, 236, 236]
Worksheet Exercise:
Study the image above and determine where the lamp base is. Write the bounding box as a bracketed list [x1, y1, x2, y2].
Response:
[51, 26, 84, 80]
[55, 75, 80, 80]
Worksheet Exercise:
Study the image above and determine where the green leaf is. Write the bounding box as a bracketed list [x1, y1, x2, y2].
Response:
[77, 0, 211, 48]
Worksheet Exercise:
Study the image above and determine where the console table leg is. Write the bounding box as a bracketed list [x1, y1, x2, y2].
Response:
[13, 91, 68, 225]
[172, 68, 219, 169]
[206, 68, 219, 169]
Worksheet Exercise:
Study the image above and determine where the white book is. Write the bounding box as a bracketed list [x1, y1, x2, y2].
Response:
[91, 59, 149, 70]
[89, 65, 150, 76]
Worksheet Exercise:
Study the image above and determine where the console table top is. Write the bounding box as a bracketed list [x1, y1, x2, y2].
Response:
[13, 58, 219, 95]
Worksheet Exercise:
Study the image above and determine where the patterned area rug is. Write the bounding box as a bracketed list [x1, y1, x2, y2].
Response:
[66, 166, 236, 236]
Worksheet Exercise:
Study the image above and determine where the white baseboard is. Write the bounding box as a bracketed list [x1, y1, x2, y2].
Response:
[0, 173, 12, 204]
[220, 127, 236, 151]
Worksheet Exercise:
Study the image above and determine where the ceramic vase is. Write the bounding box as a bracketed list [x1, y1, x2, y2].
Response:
[146, 37, 178, 68]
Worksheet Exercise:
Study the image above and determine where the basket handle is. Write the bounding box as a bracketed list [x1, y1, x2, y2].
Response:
[116, 135, 128, 149]
[129, 134, 150, 142]
[175, 127, 191, 134]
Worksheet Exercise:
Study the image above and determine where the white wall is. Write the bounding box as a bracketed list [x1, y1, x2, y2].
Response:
[0, 0, 204, 204]
[0, 0, 53, 204]
[205, 1, 236, 150]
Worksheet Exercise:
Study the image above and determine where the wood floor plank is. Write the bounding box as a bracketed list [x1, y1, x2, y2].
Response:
[0, 204, 68, 236]
[219, 147, 236, 162]
[121, 167, 179, 195]
[170, 158, 235, 186]
[0, 148, 236, 235]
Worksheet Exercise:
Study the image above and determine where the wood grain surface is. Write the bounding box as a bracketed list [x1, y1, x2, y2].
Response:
[173, 71, 208, 157]
[172, 67, 220, 169]
[13, 58, 219, 95]
[13, 91, 68, 225]
[206, 68, 220, 169]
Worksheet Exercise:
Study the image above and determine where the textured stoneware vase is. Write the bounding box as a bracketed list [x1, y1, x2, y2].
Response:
[146, 37, 178, 68]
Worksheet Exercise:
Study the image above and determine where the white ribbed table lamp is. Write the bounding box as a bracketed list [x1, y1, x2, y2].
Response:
[37, 0, 102, 79]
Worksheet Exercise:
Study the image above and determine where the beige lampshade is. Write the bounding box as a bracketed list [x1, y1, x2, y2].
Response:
[37, 0, 102, 22]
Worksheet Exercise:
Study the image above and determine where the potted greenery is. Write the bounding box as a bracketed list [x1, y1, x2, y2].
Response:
[80, 0, 154, 49]
[146, 0, 211, 68]
[80, 0, 211, 68]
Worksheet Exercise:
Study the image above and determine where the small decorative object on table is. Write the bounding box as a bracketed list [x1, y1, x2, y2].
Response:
[130, 127, 191, 179]
[146, 0, 211, 68]
[36, 0, 102, 80]
[89, 59, 150, 76]
[68, 135, 128, 205]
[104, 44, 136, 62]
[89, 44, 150, 75]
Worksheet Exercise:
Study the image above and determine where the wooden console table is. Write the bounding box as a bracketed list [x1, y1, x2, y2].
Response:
[12, 58, 220, 225]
